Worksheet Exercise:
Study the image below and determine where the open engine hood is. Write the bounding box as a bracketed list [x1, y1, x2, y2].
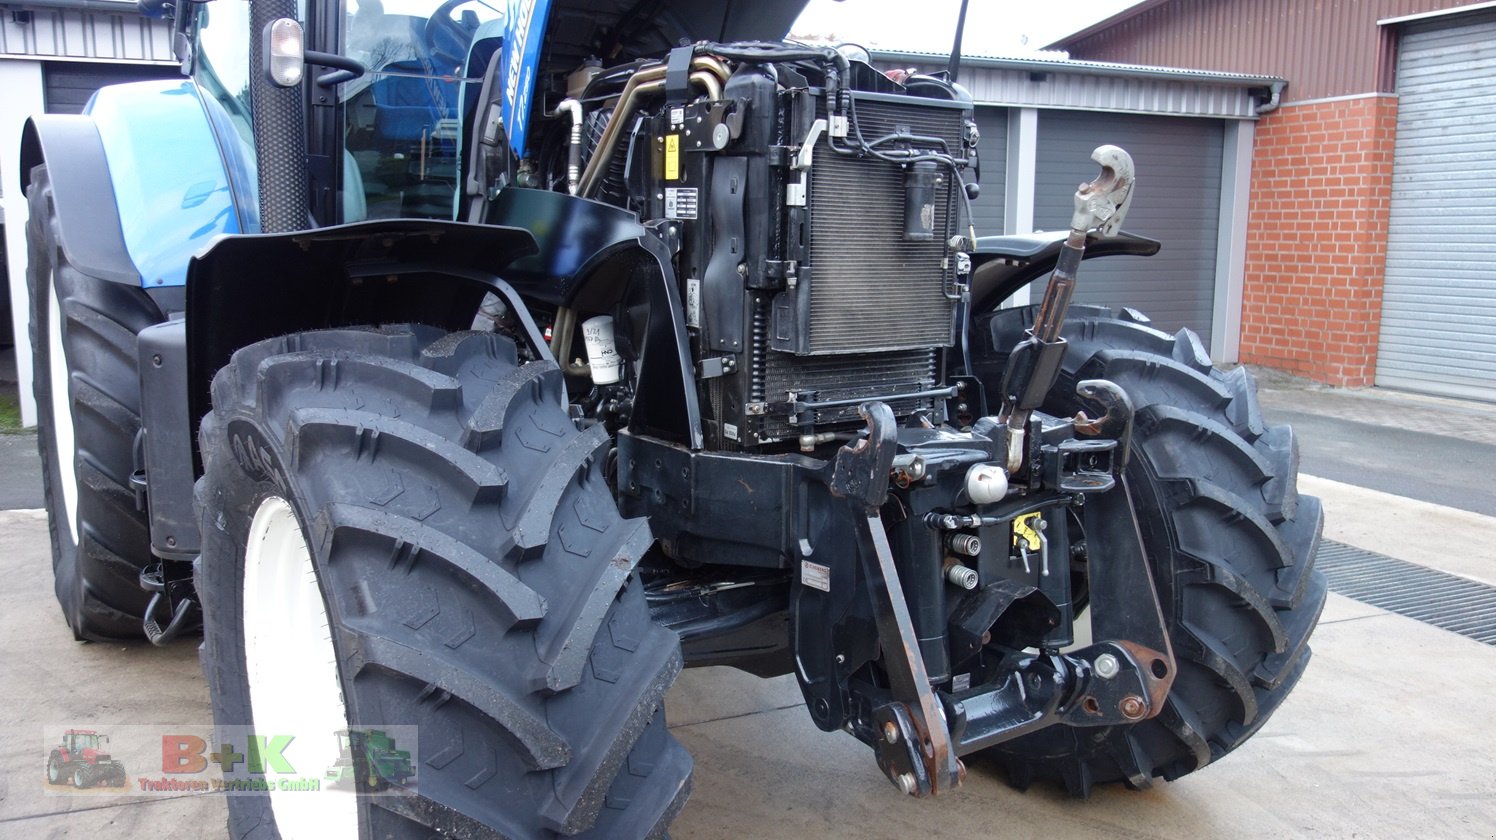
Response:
[543, 0, 810, 65]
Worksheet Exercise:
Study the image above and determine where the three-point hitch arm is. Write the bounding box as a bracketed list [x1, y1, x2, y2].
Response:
[997, 146, 1136, 472]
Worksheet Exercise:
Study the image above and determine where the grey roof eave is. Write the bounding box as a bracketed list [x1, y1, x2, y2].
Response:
[1, 0, 144, 12]
[873, 48, 1284, 89]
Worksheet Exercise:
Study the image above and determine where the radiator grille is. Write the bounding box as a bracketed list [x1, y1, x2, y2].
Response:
[759, 347, 939, 439]
[805, 96, 966, 354]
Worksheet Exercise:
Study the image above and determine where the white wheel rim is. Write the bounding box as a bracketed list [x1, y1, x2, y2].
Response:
[46, 279, 79, 545]
[243, 496, 358, 839]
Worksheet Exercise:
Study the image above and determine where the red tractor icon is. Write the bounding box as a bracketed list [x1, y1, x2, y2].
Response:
[47, 730, 127, 788]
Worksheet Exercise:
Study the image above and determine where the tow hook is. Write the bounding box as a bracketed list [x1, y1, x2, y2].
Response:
[1074, 378, 1134, 469]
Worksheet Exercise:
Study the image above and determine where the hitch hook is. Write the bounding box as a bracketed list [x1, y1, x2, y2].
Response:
[1070, 144, 1136, 237]
[1074, 378, 1135, 470]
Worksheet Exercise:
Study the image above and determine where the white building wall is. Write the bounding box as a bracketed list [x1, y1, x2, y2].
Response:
[2, 59, 45, 426]
[0, 2, 175, 426]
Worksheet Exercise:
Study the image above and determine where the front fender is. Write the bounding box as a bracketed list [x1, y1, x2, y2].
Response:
[969, 230, 1161, 312]
[20, 80, 242, 291]
[184, 220, 540, 445]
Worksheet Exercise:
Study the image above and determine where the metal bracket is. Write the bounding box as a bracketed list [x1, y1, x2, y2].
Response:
[830, 403, 962, 796]
[785, 118, 827, 207]
[858, 511, 962, 796]
[1083, 476, 1176, 711]
[827, 402, 898, 508]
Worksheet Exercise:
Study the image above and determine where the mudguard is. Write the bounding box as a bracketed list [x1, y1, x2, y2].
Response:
[184, 220, 538, 440]
[969, 230, 1160, 311]
[20, 80, 243, 291]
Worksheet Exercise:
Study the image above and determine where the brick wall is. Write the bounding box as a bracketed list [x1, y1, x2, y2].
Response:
[1239, 95, 1397, 386]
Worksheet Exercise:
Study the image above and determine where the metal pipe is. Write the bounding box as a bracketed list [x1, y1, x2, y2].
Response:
[1255, 80, 1287, 114]
[578, 58, 727, 197]
[555, 98, 584, 194]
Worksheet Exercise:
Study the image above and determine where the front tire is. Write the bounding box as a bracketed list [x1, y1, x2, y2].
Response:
[198, 326, 690, 839]
[973, 305, 1327, 794]
[26, 165, 163, 640]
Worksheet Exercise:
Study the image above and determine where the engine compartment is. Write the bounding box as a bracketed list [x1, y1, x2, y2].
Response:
[484, 43, 984, 452]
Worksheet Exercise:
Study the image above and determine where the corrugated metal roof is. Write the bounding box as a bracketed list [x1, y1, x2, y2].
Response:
[874, 49, 1275, 119]
[0, 3, 176, 63]
[1044, 0, 1482, 103]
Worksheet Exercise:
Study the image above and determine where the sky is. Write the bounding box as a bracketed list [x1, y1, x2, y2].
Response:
[789, 0, 1144, 56]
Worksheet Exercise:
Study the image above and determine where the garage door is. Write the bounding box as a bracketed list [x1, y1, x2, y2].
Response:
[1034, 110, 1223, 350]
[1376, 10, 1496, 402]
[43, 61, 180, 114]
[969, 106, 1007, 237]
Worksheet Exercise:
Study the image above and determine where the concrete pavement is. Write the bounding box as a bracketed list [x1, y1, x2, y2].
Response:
[3, 474, 1496, 838]
[3, 365, 1496, 837]
[0, 510, 219, 838]
[1256, 368, 1496, 517]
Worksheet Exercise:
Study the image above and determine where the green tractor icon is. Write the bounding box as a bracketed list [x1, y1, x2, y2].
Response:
[326, 729, 414, 792]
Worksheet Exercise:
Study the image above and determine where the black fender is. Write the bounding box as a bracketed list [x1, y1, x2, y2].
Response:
[185, 199, 703, 449]
[19, 115, 140, 286]
[969, 230, 1160, 312]
[184, 219, 540, 449]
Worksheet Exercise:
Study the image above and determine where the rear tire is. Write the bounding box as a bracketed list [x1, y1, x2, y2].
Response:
[973, 305, 1327, 795]
[26, 165, 163, 641]
[198, 325, 691, 839]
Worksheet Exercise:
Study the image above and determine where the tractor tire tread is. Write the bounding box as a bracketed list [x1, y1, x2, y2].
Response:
[199, 325, 688, 839]
[26, 165, 161, 640]
[975, 305, 1325, 792]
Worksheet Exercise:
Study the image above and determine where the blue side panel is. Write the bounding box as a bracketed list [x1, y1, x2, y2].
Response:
[85, 80, 240, 289]
[500, 0, 552, 158]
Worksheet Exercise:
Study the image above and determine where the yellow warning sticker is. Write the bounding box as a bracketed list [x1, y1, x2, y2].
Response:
[664, 134, 680, 180]
[1012, 513, 1042, 552]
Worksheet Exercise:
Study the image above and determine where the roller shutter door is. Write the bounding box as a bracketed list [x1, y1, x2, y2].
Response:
[43, 61, 179, 115]
[1376, 10, 1496, 401]
[1034, 110, 1223, 350]
[969, 106, 1007, 237]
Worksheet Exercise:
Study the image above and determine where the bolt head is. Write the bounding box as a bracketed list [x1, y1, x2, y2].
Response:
[1119, 695, 1147, 720]
[1094, 653, 1120, 679]
[883, 722, 899, 744]
[896, 772, 917, 795]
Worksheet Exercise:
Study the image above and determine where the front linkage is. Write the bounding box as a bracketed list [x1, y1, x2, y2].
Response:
[629, 147, 1171, 797]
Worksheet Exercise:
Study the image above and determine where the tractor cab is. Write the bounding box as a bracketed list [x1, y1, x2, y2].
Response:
[189, 0, 501, 225]
[61, 730, 105, 759]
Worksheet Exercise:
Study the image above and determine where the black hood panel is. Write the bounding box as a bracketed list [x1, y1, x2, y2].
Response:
[541, 0, 809, 69]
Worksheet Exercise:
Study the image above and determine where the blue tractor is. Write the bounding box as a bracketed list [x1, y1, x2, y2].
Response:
[20, 0, 1326, 836]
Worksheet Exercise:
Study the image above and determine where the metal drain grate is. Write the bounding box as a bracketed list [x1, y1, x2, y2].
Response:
[1317, 540, 1496, 645]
